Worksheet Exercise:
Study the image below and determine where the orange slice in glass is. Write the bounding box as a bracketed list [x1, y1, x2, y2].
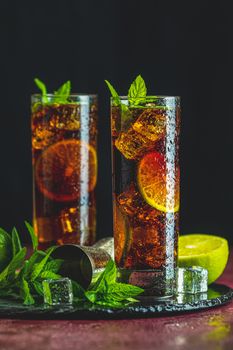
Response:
[137, 151, 180, 213]
[36, 139, 97, 202]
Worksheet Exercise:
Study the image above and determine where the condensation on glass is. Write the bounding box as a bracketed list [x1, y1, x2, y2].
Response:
[111, 96, 180, 297]
[31, 94, 98, 247]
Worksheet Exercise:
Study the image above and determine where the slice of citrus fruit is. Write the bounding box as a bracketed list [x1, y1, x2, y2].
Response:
[36, 139, 97, 202]
[179, 234, 229, 284]
[137, 151, 179, 213]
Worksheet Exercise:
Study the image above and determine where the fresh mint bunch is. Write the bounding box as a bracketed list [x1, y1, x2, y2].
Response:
[34, 78, 71, 104]
[0, 222, 62, 305]
[0, 224, 143, 308]
[84, 259, 143, 308]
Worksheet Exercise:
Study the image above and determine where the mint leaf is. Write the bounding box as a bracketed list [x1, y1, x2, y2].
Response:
[54, 80, 71, 103]
[33, 281, 44, 296]
[43, 259, 64, 274]
[34, 78, 48, 103]
[42, 280, 52, 304]
[72, 281, 86, 300]
[90, 259, 116, 293]
[106, 283, 143, 301]
[30, 247, 56, 281]
[0, 228, 12, 272]
[25, 221, 38, 251]
[0, 248, 27, 288]
[11, 227, 22, 256]
[85, 290, 98, 303]
[105, 80, 121, 106]
[20, 278, 35, 305]
[22, 250, 46, 279]
[40, 271, 61, 280]
[128, 75, 147, 106]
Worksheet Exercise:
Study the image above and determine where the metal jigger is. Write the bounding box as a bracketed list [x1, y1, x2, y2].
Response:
[51, 238, 114, 289]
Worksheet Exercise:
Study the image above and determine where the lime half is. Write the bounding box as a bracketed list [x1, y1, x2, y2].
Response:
[178, 234, 229, 284]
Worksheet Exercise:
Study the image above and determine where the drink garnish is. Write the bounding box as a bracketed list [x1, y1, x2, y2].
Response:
[35, 139, 97, 202]
[34, 78, 71, 104]
[137, 151, 180, 213]
[105, 74, 147, 109]
[179, 234, 229, 284]
[0, 224, 143, 307]
[128, 75, 147, 106]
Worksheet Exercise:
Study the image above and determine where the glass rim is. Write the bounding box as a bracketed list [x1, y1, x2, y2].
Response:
[112, 95, 180, 100]
[31, 93, 98, 98]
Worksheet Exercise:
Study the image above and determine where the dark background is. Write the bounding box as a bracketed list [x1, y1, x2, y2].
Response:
[0, 0, 232, 243]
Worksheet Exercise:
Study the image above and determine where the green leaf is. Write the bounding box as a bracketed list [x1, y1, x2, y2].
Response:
[128, 75, 147, 106]
[20, 278, 35, 305]
[34, 78, 48, 103]
[90, 259, 116, 293]
[72, 281, 86, 300]
[43, 259, 64, 274]
[11, 227, 22, 256]
[22, 250, 46, 279]
[25, 221, 38, 251]
[30, 247, 56, 281]
[33, 281, 44, 296]
[42, 280, 52, 304]
[105, 282, 143, 301]
[40, 271, 61, 280]
[0, 228, 12, 272]
[105, 80, 121, 106]
[54, 80, 71, 103]
[0, 248, 27, 288]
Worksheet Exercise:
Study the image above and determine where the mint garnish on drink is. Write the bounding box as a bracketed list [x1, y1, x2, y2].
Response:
[0, 224, 143, 307]
[105, 75, 148, 128]
[105, 74, 147, 109]
[34, 78, 71, 104]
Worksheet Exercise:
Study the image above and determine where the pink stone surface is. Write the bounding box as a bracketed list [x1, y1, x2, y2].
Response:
[0, 251, 232, 350]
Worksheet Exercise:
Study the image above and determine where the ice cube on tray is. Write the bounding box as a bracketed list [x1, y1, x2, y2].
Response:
[42, 278, 73, 305]
[176, 266, 208, 294]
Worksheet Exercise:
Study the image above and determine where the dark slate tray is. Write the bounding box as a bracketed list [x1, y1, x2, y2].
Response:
[0, 283, 232, 320]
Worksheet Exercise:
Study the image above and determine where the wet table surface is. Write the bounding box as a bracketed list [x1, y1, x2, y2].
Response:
[0, 251, 232, 350]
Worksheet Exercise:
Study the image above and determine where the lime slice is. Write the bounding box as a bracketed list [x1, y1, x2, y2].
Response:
[178, 234, 229, 284]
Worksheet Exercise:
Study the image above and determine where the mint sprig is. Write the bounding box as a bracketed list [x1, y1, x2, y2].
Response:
[0, 223, 62, 305]
[83, 259, 143, 307]
[0, 224, 144, 308]
[34, 78, 48, 103]
[34, 78, 71, 104]
[105, 75, 149, 130]
[105, 75, 148, 108]
[104, 80, 121, 106]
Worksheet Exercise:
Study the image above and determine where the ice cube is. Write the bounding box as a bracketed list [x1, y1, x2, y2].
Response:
[49, 104, 80, 131]
[42, 278, 73, 305]
[176, 292, 208, 304]
[176, 266, 208, 294]
[32, 126, 57, 149]
[124, 224, 166, 269]
[117, 183, 161, 224]
[115, 128, 154, 159]
[59, 205, 96, 245]
[60, 207, 80, 235]
[132, 109, 166, 142]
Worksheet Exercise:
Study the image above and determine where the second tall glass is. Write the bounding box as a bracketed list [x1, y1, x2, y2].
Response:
[31, 94, 98, 246]
[111, 96, 180, 297]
